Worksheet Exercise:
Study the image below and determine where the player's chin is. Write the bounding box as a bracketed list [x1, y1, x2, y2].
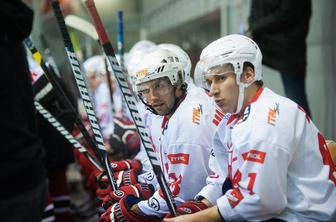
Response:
[153, 106, 168, 115]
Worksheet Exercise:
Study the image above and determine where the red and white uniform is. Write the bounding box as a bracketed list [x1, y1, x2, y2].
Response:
[210, 87, 336, 221]
[91, 82, 114, 139]
[137, 84, 218, 217]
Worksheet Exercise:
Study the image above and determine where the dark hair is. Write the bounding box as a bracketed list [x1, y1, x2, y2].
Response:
[243, 62, 263, 87]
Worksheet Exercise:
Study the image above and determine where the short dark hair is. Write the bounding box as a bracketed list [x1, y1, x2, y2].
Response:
[243, 62, 263, 87]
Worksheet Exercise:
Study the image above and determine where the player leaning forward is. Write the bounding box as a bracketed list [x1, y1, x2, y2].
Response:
[100, 48, 219, 221]
[165, 34, 336, 222]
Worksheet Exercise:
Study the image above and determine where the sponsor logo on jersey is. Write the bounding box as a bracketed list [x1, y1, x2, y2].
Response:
[242, 150, 266, 164]
[168, 153, 190, 165]
[192, 106, 202, 124]
[267, 103, 279, 126]
[148, 197, 160, 211]
[226, 188, 244, 208]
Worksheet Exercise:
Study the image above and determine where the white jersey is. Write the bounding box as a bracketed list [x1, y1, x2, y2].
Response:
[137, 84, 218, 217]
[91, 82, 114, 139]
[210, 87, 336, 222]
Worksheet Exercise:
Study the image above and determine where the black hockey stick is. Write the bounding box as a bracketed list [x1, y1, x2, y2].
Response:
[84, 0, 177, 216]
[34, 101, 103, 171]
[24, 37, 101, 165]
[51, 0, 118, 191]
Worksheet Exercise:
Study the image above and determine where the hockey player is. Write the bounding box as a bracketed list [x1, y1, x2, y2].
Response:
[165, 34, 336, 222]
[99, 47, 218, 221]
[83, 55, 116, 140]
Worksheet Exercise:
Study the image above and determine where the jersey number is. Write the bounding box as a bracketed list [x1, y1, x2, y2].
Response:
[232, 170, 257, 195]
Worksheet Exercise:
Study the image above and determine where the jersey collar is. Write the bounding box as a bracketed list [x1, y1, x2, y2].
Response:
[227, 87, 264, 125]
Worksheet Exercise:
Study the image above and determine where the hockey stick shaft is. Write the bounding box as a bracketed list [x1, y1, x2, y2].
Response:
[40, 35, 61, 77]
[24, 37, 101, 166]
[84, 0, 177, 216]
[51, 0, 118, 191]
[34, 101, 103, 171]
[117, 11, 124, 69]
[104, 58, 115, 110]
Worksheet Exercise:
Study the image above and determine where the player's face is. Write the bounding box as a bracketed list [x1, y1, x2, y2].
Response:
[139, 77, 176, 115]
[205, 66, 239, 113]
[87, 71, 100, 91]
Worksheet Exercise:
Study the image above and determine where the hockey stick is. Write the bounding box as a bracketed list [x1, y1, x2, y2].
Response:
[84, 0, 178, 216]
[65, 14, 115, 114]
[104, 57, 115, 111]
[65, 15, 99, 41]
[40, 35, 61, 77]
[24, 37, 101, 165]
[117, 11, 124, 69]
[116, 10, 130, 120]
[34, 101, 103, 171]
[51, 0, 118, 191]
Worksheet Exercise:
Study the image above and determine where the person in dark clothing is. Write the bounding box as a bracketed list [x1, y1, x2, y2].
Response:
[36, 85, 76, 222]
[248, 0, 312, 117]
[0, 1, 48, 221]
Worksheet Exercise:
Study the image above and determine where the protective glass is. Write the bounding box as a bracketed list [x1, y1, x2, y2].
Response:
[195, 59, 235, 90]
[137, 77, 172, 103]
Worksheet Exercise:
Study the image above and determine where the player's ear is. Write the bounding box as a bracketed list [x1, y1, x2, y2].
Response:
[241, 66, 255, 84]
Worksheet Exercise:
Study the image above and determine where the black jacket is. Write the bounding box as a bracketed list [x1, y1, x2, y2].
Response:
[248, 0, 311, 75]
[0, 0, 46, 198]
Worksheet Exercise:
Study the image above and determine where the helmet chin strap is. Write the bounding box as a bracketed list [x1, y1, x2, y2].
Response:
[234, 84, 245, 114]
[163, 83, 187, 117]
[234, 74, 253, 114]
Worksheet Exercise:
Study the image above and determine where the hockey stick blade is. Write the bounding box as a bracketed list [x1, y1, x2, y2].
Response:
[65, 15, 99, 41]
[35, 101, 103, 171]
[84, 0, 177, 216]
[51, 0, 118, 191]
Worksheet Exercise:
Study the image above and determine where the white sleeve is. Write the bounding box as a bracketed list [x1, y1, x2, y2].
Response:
[217, 140, 289, 221]
[196, 120, 228, 205]
[138, 142, 210, 217]
[196, 152, 226, 205]
[133, 142, 158, 186]
[95, 87, 114, 139]
[112, 88, 123, 116]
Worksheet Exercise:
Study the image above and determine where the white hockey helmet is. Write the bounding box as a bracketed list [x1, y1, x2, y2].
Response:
[83, 55, 106, 79]
[195, 34, 263, 113]
[126, 41, 158, 86]
[128, 40, 156, 56]
[134, 48, 184, 93]
[158, 43, 192, 83]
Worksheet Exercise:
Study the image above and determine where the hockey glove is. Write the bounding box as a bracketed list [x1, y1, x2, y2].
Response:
[99, 183, 155, 209]
[100, 195, 159, 222]
[96, 169, 139, 195]
[164, 200, 208, 218]
[110, 159, 142, 172]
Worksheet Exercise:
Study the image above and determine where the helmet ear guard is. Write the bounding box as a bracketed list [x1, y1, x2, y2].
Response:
[158, 43, 192, 83]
